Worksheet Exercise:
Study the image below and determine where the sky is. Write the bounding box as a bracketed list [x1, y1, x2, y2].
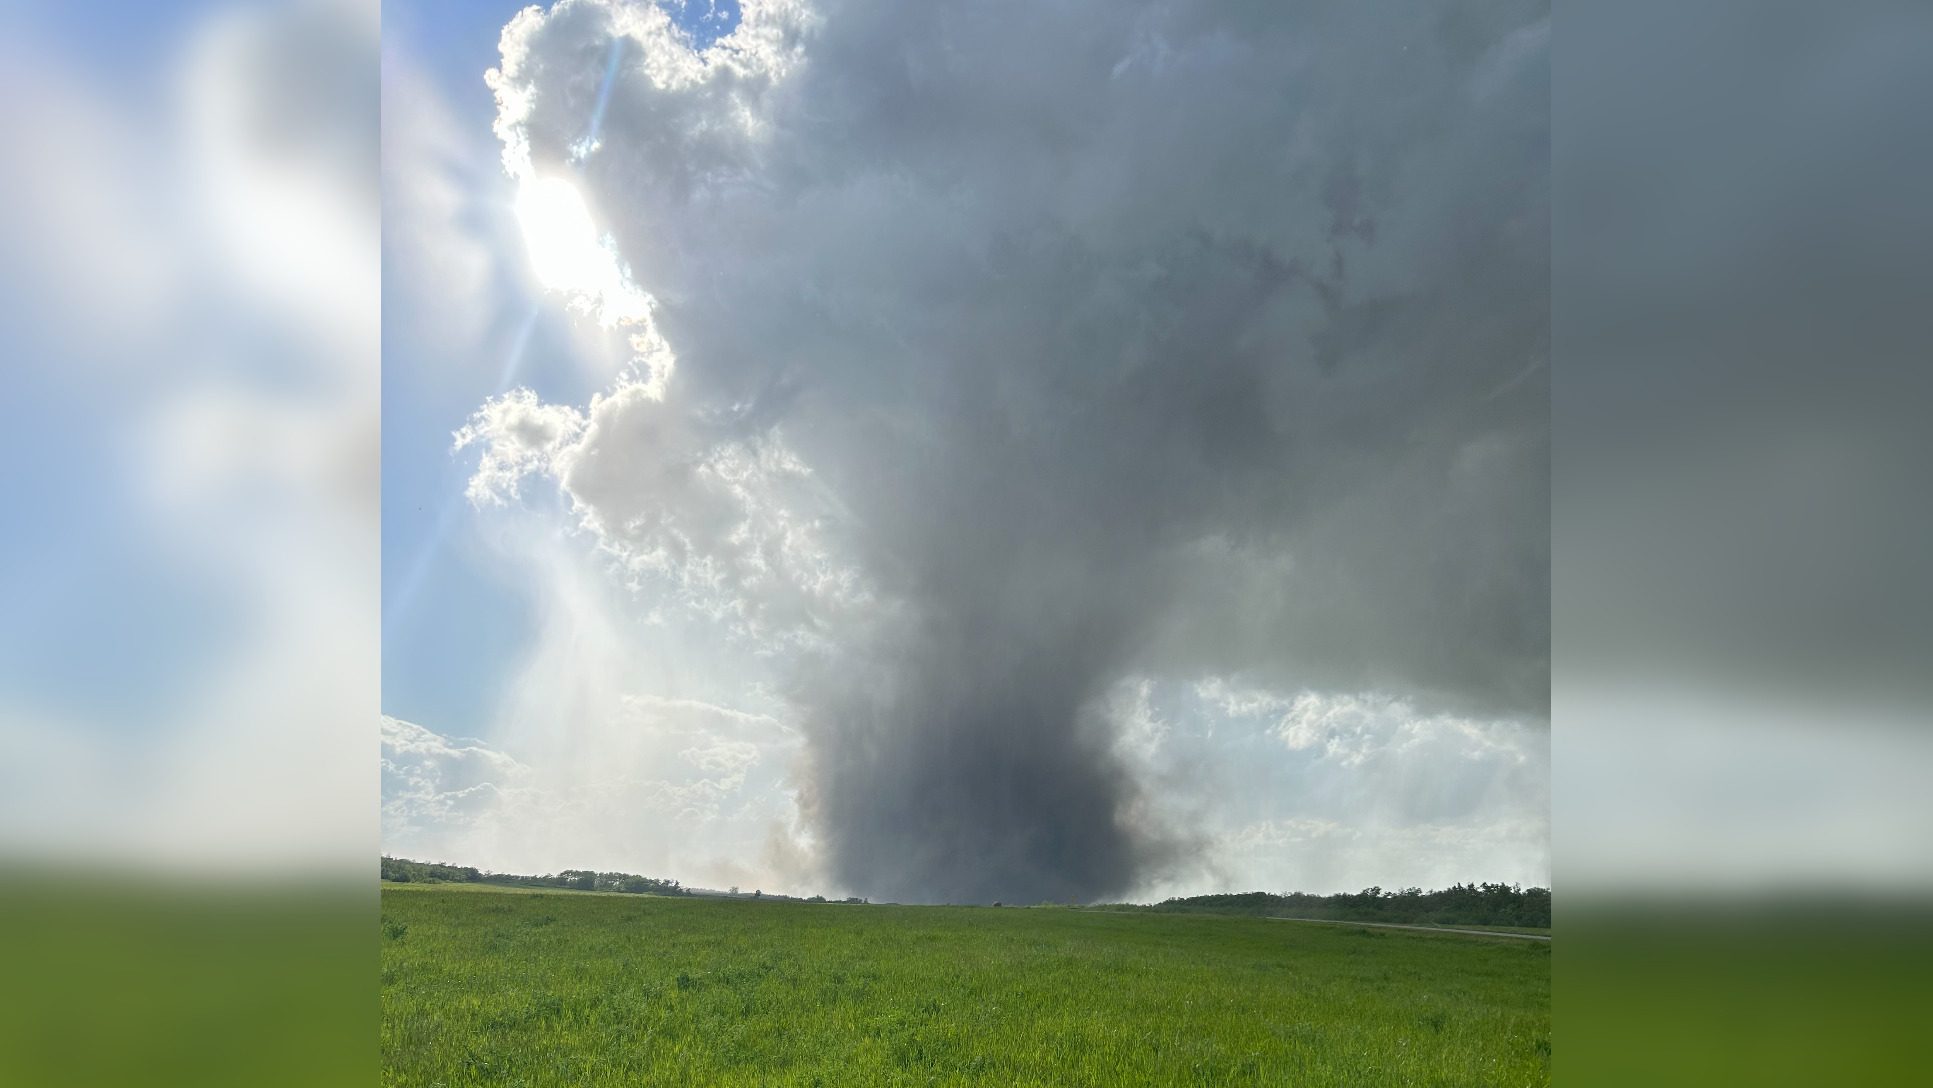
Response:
[379, 0, 1552, 903]
[0, 0, 1920, 922]
[1, 0, 378, 871]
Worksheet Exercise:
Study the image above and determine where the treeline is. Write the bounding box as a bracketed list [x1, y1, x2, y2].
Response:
[1096, 883, 1551, 928]
[380, 856, 688, 897]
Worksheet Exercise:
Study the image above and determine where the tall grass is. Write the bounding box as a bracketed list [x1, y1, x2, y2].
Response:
[382, 884, 1548, 1086]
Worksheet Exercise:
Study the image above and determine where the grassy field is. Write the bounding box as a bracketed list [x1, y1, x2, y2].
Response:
[1273, 919, 1551, 938]
[1557, 905, 1933, 1087]
[1, 874, 373, 1088]
[382, 883, 1549, 1086]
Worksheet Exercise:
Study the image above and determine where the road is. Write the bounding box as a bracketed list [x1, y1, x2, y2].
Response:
[1268, 916, 1551, 941]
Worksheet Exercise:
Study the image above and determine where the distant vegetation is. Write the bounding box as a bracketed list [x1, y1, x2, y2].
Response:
[1094, 883, 1551, 929]
[380, 857, 687, 897]
[382, 858, 1548, 926]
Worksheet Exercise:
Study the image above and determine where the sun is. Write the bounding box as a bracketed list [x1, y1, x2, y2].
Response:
[515, 175, 608, 293]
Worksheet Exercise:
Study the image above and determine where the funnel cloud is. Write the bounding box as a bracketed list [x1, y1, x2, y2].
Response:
[447, 0, 1549, 902]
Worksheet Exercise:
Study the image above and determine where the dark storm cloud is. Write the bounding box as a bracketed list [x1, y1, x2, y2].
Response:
[487, 0, 1548, 902]
[1557, 1, 1933, 700]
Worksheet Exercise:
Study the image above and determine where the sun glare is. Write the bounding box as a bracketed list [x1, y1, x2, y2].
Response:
[515, 175, 608, 293]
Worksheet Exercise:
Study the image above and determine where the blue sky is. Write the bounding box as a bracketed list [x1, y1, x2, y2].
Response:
[0, 2, 242, 729]
[2, 0, 384, 868]
[380, 0, 742, 735]
[380, 0, 534, 735]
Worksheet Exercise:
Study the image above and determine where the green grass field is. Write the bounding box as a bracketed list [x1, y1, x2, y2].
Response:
[1, 875, 373, 1088]
[381, 883, 1549, 1086]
